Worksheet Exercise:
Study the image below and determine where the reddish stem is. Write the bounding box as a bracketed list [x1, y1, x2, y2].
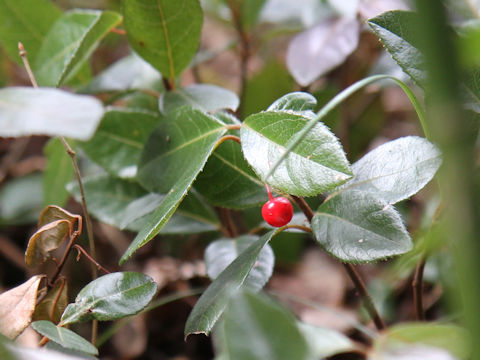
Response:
[265, 184, 274, 201]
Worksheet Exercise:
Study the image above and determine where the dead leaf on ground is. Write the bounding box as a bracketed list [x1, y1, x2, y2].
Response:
[0, 275, 44, 339]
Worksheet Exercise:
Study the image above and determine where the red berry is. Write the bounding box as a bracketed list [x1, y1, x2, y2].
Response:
[262, 196, 293, 227]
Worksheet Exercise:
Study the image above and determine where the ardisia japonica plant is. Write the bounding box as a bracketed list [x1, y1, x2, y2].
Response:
[0, 0, 476, 359]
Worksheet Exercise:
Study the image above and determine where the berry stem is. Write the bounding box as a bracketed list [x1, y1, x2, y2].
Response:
[265, 184, 274, 201]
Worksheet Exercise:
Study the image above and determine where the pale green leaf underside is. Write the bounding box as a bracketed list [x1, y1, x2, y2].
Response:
[0, 87, 104, 140]
[61, 272, 157, 325]
[34, 9, 122, 87]
[312, 190, 412, 263]
[241, 111, 352, 196]
[205, 235, 274, 291]
[31, 320, 98, 356]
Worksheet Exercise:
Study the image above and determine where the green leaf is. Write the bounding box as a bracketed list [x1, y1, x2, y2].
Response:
[34, 10, 122, 87]
[44, 342, 98, 360]
[267, 91, 317, 115]
[375, 322, 470, 360]
[0, 0, 61, 64]
[31, 321, 98, 356]
[120, 108, 226, 263]
[298, 322, 357, 359]
[205, 235, 274, 291]
[5, 342, 89, 360]
[368, 11, 426, 87]
[0, 87, 104, 140]
[67, 174, 218, 234]
[60, 272, 157, 325]
[241, 0, 267, 29]
[123, 0, 203, 79]
[194, 140, 267, 209]
[184, 230, 279, 338]
[43, 138, 74, 207]
[214, 290, 310, 360]
[85, 53, 161, 93]
[344, 136, 442, 204]
[159, 84, 239, 114]
[80, 109, 160, 178]
[240, 111, 352, 196]
[312, 190, 412, 263]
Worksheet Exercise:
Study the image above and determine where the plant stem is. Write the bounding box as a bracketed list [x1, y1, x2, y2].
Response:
[412, 256, 426, 320]
[215, 135, 241, 147]
[19, 42, 99, 344]
[292, 195, 386, 331]
[48, 230, 81, 289]
[73, 244, 111, 275]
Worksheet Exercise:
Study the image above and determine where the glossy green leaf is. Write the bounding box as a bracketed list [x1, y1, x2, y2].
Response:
[368, 11, 426, 87]
[34, 10, 122, 87]
[205, 235, 274, 291]
[298, 322, 357, 359]
[267, 91, 317, 116]
[31, 321, 98, 356]
[67, 174, 219, 234]
[240, 111, 352, 196]
[0, 87, 104, 140]
[44, 342, 98, 360]
[4, 342, 88, 360]
[85, 53, 161, 93]
[80, 109, 160, 178]
[215, 290, 310, 360]
[344, 136, 441, 204]
[0, 0, 61, 63]
[373, 322, 470, 360]
[195, 140, 267, 209]
[60, 272, 157, 325]
[123, 0, 203, 79]
[159, 84, 239, 114]
[185, 230, 279, 337]
[43, 138, 74, 207]
[312, 190, 412, 263]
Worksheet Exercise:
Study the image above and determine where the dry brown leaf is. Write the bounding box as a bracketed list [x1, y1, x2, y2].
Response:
[38, 205, 80, 228]
[0, 275, 44, 339]
[33, 278, 68, 324]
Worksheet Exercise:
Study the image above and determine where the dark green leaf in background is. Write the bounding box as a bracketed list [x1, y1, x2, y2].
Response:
[34, 10, 122, 87]
[0, 0, 61, 64]
[80, 109, 160, 179]
[184, 230, 279, 338]
[312, 190, 412, 263]
[195, 140, 267, 209]
[214, 290, 310, 360]
[205, 235, 274, 291]
[60, 272, 157, 325]
[344, 136, 442, 204]
[31, 321, 98, 356]
[0, 87, 104, 140]
[43, 138, 74, 207]
[159, 84, 239, 114]
[241, 111, 352, 196]
[123, 0, 203, 79]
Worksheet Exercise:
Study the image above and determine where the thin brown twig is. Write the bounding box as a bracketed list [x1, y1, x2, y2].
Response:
[412, 256, 426, 320]
[292, 195, 386, 331]
[49, 278, 67, 321]
[19, 42, 99, 345]
[48, 230, 80, 289]
[73, 244, 111, 275]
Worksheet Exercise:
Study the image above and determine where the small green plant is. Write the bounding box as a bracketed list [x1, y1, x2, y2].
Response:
[0, 0, 477, 359]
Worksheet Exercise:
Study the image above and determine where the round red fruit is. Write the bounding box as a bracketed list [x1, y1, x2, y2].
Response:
[262, 197, 293, 227]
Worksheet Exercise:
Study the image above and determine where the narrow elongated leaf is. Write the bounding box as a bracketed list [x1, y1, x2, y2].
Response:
[60, 272, 157, 325]
[34, 10, 122, 87]
[287, 17, 360, 86]
[159, 84, 239, 114]
[32, 321, 98, 356]
[240, 111, 352, 196]
[0, 275, 43, 339]
[344, 136, 441, 204]
[205, 235, 274, 291]
[85, 53, 161, 93]
[0, 0, 61, 63]
[215, 290, 310, 360]
[43, 138, 74, 207]
[67, 174, 219, 234]
[368, 11, 425, 86]
[123, 0, 203, 79]
[185, 230, 279, 337]
[121, 109, 226, 263]
[312, 190, 412, 263]
[80, 109, 160, 178]
[0, 87, 104, 140]
[195, 140, 267, 209]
